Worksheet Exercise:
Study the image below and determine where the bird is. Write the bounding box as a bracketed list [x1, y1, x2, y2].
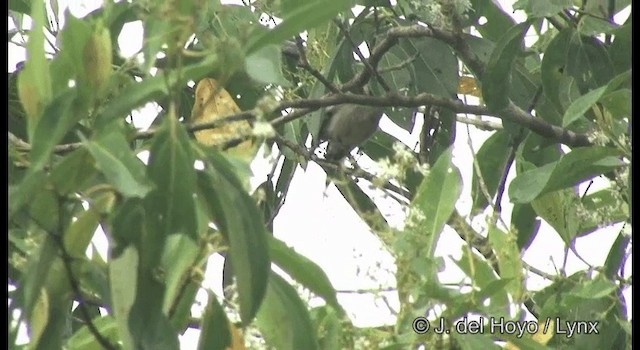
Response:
[318, 103, 384, 161]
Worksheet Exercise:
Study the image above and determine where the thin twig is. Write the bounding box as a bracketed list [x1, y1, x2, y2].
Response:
[522, 261, 558, 281]
[266, 160, 297, 229]
[456, 115, 502, 130]
[378, 52, 419, 74]
[56, 239, 118, 350]
[465, 123, 496, 215]
[334, 18, 391, 92]
[335, 287, 397, 294]
[492, 144, 516, 216]
[273, 133, 411, 199]
[294, 36, 342, 94]
[447, 209, 499, 272]
[545, 15, 567, 31]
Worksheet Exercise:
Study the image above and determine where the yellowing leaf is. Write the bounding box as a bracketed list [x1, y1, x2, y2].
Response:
[30, 288, 49, 349]
[83, 20, 112, 97]
[458, 75, 482, 97]
[532, 319, 554, 345]
[191, 78, 253, 159]
[227, 322, 247, 350]
[504, 319, 554, 350]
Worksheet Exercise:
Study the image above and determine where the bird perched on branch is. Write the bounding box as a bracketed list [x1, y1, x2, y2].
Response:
[318, 103, 384, 161]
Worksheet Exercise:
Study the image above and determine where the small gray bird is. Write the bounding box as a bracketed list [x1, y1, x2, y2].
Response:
[318, 104, 384, 161]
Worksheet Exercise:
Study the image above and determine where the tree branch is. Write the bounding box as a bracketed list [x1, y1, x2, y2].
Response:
[55, 239, 117, 350]
[334, 19, 391, 92]
[9, 24, 595, 158]
[272, 133, 411, 199]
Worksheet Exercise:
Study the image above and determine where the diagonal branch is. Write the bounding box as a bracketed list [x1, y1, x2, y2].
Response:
[334, 19, 391, 92]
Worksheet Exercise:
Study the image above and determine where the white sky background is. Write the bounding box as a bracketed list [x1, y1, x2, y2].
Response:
[8, 0, 631, 348]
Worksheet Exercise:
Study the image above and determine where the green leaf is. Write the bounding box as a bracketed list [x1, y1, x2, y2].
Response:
[21, 235, 57, 323]
[476, 278, 513, 301]
[600, 88, 631, 120]
[64, 209, 100, 259]
[85, 127, 153, 198]
[609, 21, 631, 74]
[569, 275, 617, 299]
[20, 0, 51, 137]
[29, 90, 82, 173]
[161, 234, 199, 315]
[467, 0, 516, 42]
[197, 151, 269, 325]
[29, 188, 59, 233]
[503, 336, 552, 350]
[9, 170, 46, 218]
[126, 217, 180, 350]
[562, 85, 607, 127]
[310, 306, 343, 350]
[577, 189, 629, 237]
[269, 236, 345, 315]
[562, 71, 631, 127]
[603, 230, 630, 280]
[509, 61, 540, 113]
[109, 246, 139, 350]
[332, 24, 360, 83]
[29, 288, 49, 348]
[56, 12, 92, 90]
[142, 17, 171, 73]
[305, 77, 334, 148]
[50, 149, 97, 195]
[399, 37, 459, 97]
[482, 22, 530, 112]
[453, 249, 508, 314]
[245, 44, 289, 86]
[452, 333, 501, 350]
[282, 118, 304, 162]
[540, 28, 572, 113]
[509, 146, 624, 203]
[9, 0, 30, 13]
[256, 272, 320, 350]
[362, 129, 396, 161]
[95, 54, 220, 125]
[513, 0, 572, 18]
[471, 130, 511, 214]
[275, 158, 298, 207]
[334, 178, 388, 230]
[566, 32, 614, 93]
[578, 16, 619, 36]
[488, 227, 524, 300]
[511, 203, 540, 250]
[66, 316, 119, 349]
[30, 260, 73, 350]
[245, 0, 353, 54]
[423, 109, 458, 168]
[464, 34, 495, 66]
[204, 3, 262, 43]
[167, 281, 199, 334]
[197, 291, 232, 350]
[530, 188, 580, 244]
[128, 280, 180, 350]
[146, 116, 197, 239]
[410, 147, 462, 256]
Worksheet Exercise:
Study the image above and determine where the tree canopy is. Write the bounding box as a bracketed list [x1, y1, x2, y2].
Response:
[8, 0, 631, 349]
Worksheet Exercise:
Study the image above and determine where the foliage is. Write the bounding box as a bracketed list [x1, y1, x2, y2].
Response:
[8, 0, 631, 349]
